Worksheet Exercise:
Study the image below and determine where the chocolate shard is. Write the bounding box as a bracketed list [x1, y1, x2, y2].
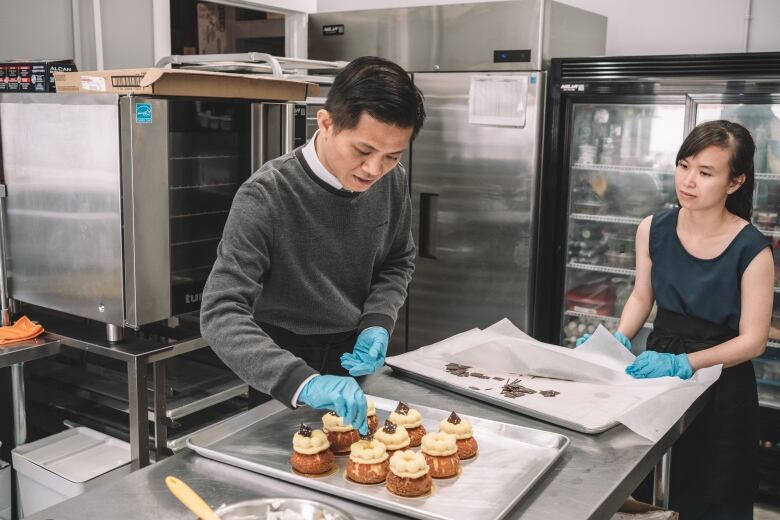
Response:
[327, 410, 338, 416]
[360, 427, 375, 441]
[394, 402, 410, 415]
[540, 390, 560, 397]
[298, 423, 312, 437]
[447, 411, 462, 425]
[468, 386, 481, 390]
[382, 420, 397, 434]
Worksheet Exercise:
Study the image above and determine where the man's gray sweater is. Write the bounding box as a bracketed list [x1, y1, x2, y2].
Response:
[200, 147, 415, 406]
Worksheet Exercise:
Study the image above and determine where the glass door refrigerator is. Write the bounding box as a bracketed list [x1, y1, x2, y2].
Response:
[535, 52, 780, 498]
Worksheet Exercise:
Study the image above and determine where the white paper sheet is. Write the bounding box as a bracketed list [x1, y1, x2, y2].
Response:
[386, 319, 721, 443]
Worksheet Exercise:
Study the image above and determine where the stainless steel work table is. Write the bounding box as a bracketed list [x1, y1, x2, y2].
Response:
[0, 335, 61, 448]
[28, 367, 710, 520]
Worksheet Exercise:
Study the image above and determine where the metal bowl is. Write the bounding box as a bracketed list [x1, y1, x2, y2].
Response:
[214, 498, 353, 520]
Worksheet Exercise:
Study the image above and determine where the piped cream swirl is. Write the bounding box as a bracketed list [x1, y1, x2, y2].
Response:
[349, 439, 389, 465]
[292, 429, 330, 455]
[322, 412, 354, 433]
[420, 431, 458, 456]
[389, 450, 429, 479]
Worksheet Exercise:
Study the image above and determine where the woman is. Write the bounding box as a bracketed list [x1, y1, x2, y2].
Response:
[593, 120, 774, 519]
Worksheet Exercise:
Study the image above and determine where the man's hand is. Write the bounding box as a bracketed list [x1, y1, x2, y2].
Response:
[340, 327, 389, 376]
[297, 375, 368, 434]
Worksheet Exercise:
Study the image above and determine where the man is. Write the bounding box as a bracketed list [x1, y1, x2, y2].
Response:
[201, 56, 425, 434]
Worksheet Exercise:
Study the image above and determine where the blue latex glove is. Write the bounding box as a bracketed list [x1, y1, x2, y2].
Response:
[340, 327, 389, 377]
[625, 351, 693, 380]
[298, 375, 368, 434]
[575, 331, 632, 350]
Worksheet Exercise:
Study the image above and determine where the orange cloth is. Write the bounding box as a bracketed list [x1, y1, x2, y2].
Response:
[0, 316, 44, 346]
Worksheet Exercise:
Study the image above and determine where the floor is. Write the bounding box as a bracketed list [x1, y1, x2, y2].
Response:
[756, 501, 780, 519]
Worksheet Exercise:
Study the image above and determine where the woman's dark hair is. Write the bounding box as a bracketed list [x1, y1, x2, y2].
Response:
[324, 56, 426, 139]
[675, 120, 755, 221]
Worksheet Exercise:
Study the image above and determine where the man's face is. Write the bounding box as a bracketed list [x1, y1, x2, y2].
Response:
[315, 110, 413, 192]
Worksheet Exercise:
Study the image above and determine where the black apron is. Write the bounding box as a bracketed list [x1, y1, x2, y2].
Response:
[647, 307, 759, 503]
[248, 321, 357, 407]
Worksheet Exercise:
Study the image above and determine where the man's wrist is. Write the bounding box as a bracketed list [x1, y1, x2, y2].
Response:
[292, 374, 319, 407]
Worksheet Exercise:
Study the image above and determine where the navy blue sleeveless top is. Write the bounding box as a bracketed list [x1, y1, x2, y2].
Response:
[650, 208, 771, 331]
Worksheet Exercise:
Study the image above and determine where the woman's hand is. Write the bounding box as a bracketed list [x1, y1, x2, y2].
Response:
[626, 351, 693, 379]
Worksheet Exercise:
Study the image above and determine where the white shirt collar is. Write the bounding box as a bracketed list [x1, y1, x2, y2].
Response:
[301, 130, 344, 190]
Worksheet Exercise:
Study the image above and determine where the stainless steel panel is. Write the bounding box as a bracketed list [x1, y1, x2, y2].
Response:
[407, 73, 543, 350]
[188, 395, 568, 520]
[0, 93, 125, 325]
[120, 97, 171, 328]
[250, 103, 266, 172]
[309, 1, 548, 71]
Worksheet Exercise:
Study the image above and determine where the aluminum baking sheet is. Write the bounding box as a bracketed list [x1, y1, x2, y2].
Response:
[388, 365, 619, 434]
[187, 395, 569, 520]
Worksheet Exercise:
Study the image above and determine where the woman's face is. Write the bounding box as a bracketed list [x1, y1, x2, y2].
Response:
[675, 144, 745, 213]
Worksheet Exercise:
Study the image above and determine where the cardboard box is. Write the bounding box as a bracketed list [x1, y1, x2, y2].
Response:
[54, 68, 317, 101]
[0, 59, 76, 93]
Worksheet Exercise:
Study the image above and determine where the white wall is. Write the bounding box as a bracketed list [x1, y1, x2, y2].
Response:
[559, 0, 779, 55]
[0, 0, 170, 70]
[0, 0, 75, 61]
[100, 0, 156, 69]
[315, 0, 780, 56]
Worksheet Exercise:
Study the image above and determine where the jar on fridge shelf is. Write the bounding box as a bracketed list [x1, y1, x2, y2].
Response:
[562, 316, 599, 348]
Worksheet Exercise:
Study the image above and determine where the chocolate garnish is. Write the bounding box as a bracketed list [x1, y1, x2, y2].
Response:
[445, 362, 472, 377]
[540, 390, 560, 397]
[447, 412, 462, 425]
[394, 402, 410, 415]
[501, 378, 537, 399]
[298, 423, 312, 437]
[327, 411, 338, 416]
[360, 428, 375, 441]
[382, 420, 397, 434]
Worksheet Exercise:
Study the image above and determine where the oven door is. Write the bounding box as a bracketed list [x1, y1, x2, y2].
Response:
[121, 97, 253, 327]
[121, 97, 308, 328]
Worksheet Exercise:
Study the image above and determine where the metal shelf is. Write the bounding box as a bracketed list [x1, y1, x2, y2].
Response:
[769, 339, 780, 350]
[569, 213, 644, 225]
[169, 182, 240, 190]
[29, 357, 247, 421]
[169, 155, 238, 161]
[756, 172, 780, 181]
[567, 262, 636, 276]
[564, 310, 654, 329]
[572, 163, 675, 175]
[758, 382, 780, 410]
[757, 227, 780, 238]
[0, 334, 60, 369]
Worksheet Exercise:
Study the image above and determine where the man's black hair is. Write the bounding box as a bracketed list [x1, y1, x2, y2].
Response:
[324, 56, 426, 139]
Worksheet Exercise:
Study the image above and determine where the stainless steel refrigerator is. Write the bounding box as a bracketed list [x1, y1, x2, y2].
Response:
[309, 0, 607, 352]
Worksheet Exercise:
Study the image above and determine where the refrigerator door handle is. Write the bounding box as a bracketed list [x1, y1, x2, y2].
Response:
[419, 192, 439, 259]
